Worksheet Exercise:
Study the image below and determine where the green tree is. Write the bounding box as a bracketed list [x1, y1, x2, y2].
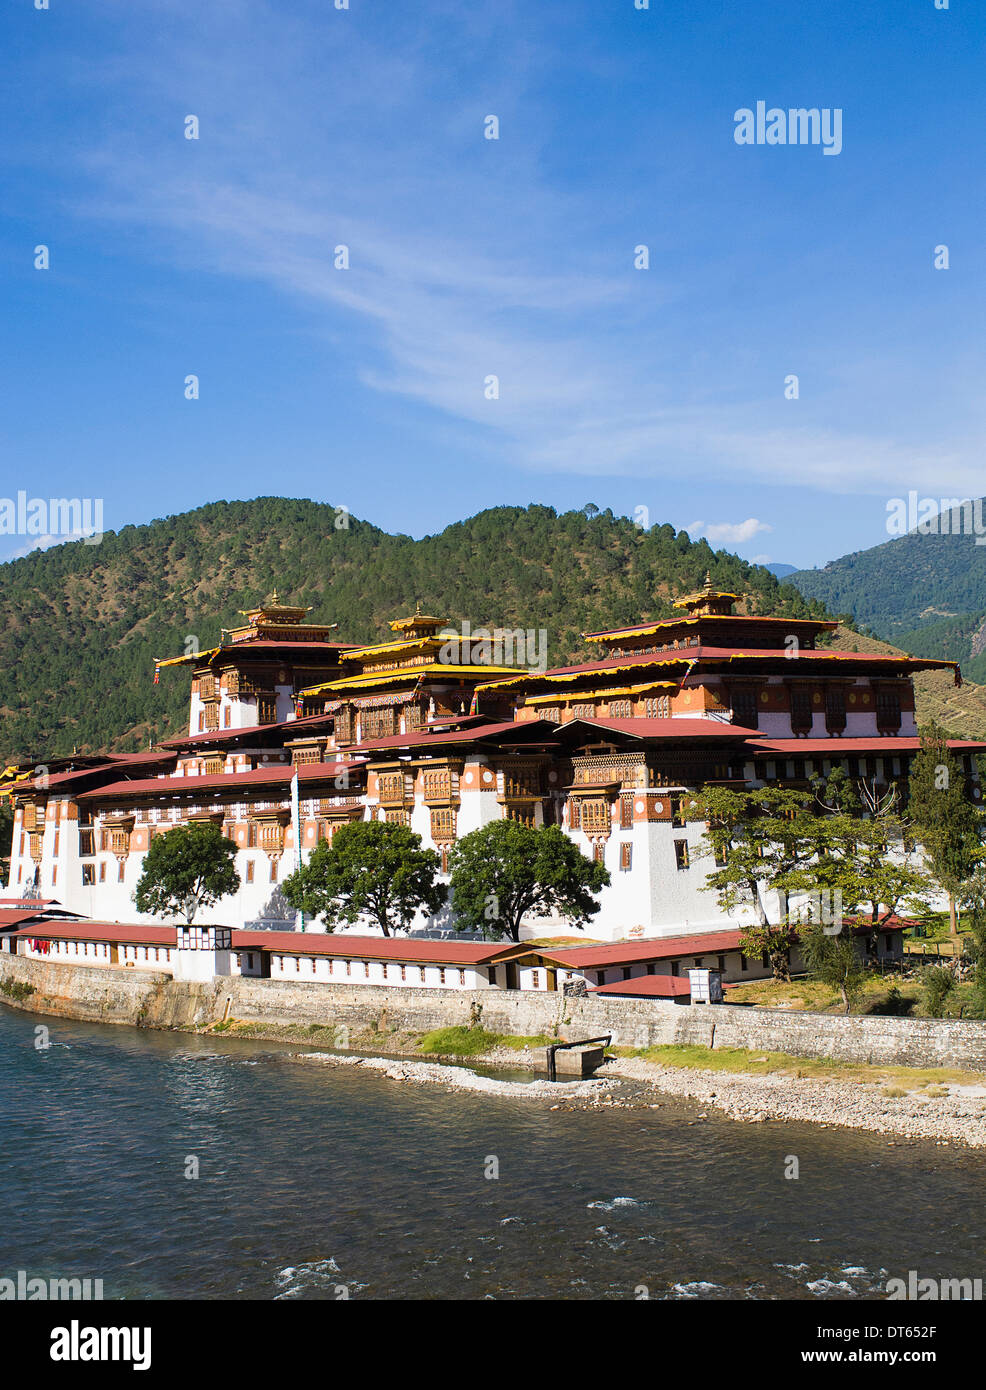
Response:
[791, 769, 931, 936]
[281, 820, 445, 937]
[921, 964, 957, 1018]
[447, 820, 609, 943]
[908, 724, 983, 936]
[799, 922, 869, 1014]
[959, 865, 986, 1017]
[133, 823, 240, 924]
[700, 785, 821, 922]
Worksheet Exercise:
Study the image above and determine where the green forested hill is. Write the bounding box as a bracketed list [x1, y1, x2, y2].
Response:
[0, 498, 826, 761]
[789, 501, 986, 639]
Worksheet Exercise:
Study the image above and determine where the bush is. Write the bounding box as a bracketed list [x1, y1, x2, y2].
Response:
[0, 975, 36, 1001]
[922, 966, 957, 1018]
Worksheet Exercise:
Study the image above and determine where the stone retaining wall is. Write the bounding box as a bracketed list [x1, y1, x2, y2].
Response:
[3, 954, 986, 1070]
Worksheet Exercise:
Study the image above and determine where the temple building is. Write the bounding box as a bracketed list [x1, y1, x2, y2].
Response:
[3, 585, 983, 950]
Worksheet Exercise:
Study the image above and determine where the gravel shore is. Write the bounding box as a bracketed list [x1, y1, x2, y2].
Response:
[600, 1057, 986, 1147]
[293, 1047, 986, 1146]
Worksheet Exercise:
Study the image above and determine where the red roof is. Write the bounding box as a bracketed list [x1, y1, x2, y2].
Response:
[591, 974, 692, 998]
[0, 909, 48, 930]
[231, 930, 505, 965]
[586, 615, 836, 640]
[536, 646, 957, 678]
[543, 930, 746, 967]
[562, 717, 758, 740]
[753, 737, 986, 755]
[351, 721, 553, 752]
[79, 761, 365, 802]
[21, 921, 177, 945]
[159, 711, 338, 750]
[30, 752, 177, 791]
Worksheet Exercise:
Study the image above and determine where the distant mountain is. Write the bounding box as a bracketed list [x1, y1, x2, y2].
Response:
[0, 499, 826, 762]
[787, 498, 986, 680]
[765, 562, 799, 578]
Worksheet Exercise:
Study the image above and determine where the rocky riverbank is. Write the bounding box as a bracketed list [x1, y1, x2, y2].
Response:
[289, 1046, 986, 1147]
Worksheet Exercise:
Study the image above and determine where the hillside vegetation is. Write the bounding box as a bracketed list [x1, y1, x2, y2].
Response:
[790, 500, 986, 683]
[0, 498, 825, 762]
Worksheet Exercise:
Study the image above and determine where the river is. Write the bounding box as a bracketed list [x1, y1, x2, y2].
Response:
[2, 1002, 983, 1300]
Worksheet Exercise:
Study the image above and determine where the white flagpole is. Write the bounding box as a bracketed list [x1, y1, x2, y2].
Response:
[290, 770, 305, 932]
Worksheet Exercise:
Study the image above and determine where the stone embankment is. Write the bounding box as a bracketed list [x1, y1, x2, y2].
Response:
[6, 954, 986, 1144]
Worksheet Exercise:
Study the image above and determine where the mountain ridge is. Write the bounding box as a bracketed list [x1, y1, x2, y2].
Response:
[0, 498, 827, 762]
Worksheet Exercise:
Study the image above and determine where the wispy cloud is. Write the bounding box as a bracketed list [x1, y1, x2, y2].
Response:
[42, 0, 986, 502]
[688, 518, 772, 545]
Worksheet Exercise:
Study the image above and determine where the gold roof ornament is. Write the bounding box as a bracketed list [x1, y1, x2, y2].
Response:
[673, 573, 740, 617]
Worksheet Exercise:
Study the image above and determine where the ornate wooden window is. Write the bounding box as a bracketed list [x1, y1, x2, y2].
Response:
[569, 798, 581, 829]
[384, 809, 410, 826]
[258, 823, 284, 853]
[619, 842, 632, 871]
[609, 700, 632, 719]
[730, 688, 758, 729]
[581, 799, 610, 834]
[379, 771, 412, 806]
[790, 689, 812, 733]
[78, 828, 95, 857]
[362, 707, 396, 740]
[499, 763, 542, 799]
[291, 748, 321, 766]
[257, 697, 277, 725]
[422, 767, 455, 802]
[876, 687, 902, 732]
[109, 829, 129, 856]
[405, 704, 423, 731]
[645, 695, 671, 719]
[592, 841, 605, 864]
[620, 793, 633, 829]
[82, 863, 95, 886]
[825, 687, 847, 733]
[204, 755, 225, 775]
[430, 807, 456, 841]
[572, 703, 595, 718]
[674, 839, 690, 870]
[198, 674, 217, 702]
[335, 708, 354, 743]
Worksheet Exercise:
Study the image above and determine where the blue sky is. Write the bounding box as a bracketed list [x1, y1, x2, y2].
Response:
[1, 0, 983, 568]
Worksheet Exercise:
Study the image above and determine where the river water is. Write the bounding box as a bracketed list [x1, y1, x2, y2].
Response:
[2, 1002, 984, 1301]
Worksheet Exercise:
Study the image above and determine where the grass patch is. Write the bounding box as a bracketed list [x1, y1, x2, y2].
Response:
[417, 1026, 504, 1056]
[498, 1033, 556, 1050]
[723, 973, 982, 1019]
[611, 1042, 985, 1091]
